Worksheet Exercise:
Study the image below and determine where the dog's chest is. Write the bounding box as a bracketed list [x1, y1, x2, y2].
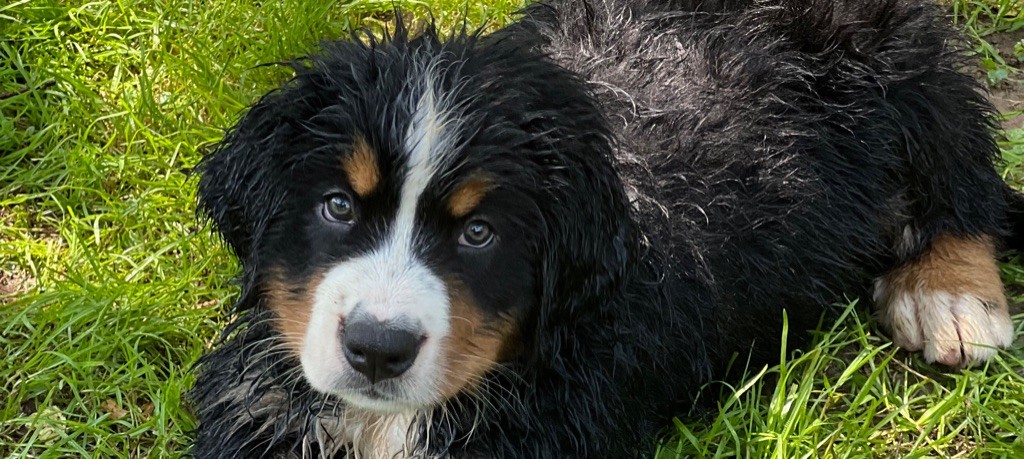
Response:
[324, 409, 417, 459]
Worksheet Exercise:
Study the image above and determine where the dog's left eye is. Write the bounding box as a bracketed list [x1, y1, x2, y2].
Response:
[459, 220, 495, 248]
[322, 193, 357, 224]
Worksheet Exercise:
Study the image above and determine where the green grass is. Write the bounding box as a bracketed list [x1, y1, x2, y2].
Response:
[951, 0, 1023, 85]
[1, 0, 1022, 457]
[662, 304, 1024, 458]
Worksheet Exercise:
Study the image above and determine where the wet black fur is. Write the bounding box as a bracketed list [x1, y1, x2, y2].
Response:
[192, 0, 1013, 457]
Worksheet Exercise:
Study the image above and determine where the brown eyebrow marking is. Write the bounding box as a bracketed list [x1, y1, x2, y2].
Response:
[448, 176, 493, 217]
[342, 136, 380, 197]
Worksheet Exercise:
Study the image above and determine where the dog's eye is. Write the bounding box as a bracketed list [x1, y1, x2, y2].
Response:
[322, 193, 356, 224]
[459, 220, 495, 248]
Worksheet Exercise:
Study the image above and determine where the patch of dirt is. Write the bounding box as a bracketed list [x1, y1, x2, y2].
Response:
[980, 28, 1024, 130]
[1, 206, 40, 303]
[0, 268, 36, 303]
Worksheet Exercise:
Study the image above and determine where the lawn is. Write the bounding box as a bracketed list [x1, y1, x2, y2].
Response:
[1, 0, 1022, 457]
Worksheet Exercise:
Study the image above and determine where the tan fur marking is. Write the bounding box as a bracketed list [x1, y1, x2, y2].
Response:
[439, 279, 517, 399]
[264, 271, 323, 357]
[448, 177, 493, 218]
[343, 137, 381, 197]
[888, 235, 1004, 305]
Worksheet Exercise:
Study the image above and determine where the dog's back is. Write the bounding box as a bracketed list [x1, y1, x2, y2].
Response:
[526, 0, 1011, 372]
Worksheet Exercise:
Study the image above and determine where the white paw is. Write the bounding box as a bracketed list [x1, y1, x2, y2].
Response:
[874, 281, 1014, 367]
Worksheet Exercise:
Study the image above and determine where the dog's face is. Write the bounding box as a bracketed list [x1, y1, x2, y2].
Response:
[262, 127, 535, 412]
[199, 30, 631, 413]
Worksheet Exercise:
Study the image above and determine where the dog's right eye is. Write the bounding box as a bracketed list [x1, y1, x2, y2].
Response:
[322, 193, 357, 224]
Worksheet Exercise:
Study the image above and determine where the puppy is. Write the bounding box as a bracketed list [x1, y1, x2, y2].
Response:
[191, 0, 1018, 457]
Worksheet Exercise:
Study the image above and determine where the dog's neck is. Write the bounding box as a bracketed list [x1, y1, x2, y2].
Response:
[330, 407, 418, 459]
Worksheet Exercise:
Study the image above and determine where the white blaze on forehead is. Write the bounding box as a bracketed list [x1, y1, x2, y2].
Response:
[394, 76, 459, 256]
[301, 71, 462, 407]
[361, 75, 460, 322]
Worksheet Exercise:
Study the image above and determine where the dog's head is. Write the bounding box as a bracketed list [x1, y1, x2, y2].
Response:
[198, 26, 633, 413]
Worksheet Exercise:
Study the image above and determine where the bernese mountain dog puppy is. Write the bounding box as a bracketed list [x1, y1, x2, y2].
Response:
[191, 0, 1019, 457]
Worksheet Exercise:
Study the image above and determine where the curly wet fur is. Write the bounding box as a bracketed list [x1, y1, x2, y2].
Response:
[191, 0, 1011, 457]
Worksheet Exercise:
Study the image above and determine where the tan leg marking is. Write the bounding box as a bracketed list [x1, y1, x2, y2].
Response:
[874, 234, 1014, 367]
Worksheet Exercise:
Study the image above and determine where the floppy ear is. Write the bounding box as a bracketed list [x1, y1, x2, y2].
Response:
[517, 128, 639, 371]
[197, 87, 302, 314]
[196, 136, 255, 261]
[535, 162, 634, 320]
[197, 90, 295, 263]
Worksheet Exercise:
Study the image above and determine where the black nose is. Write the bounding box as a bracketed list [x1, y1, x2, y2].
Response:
[342, 319, 423, 384]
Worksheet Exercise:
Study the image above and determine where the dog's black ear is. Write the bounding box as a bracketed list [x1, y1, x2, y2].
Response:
[197, 96, 297, 311]
[514, 117, 638, 371]
[197, 90, 293, 263]
[197, 138, 251, 260]
[534, 157, 634, 325]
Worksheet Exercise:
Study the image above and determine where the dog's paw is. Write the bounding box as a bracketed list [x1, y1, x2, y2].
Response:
[873, 284, 1013, 366]
[873, 234, 1015, 367]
